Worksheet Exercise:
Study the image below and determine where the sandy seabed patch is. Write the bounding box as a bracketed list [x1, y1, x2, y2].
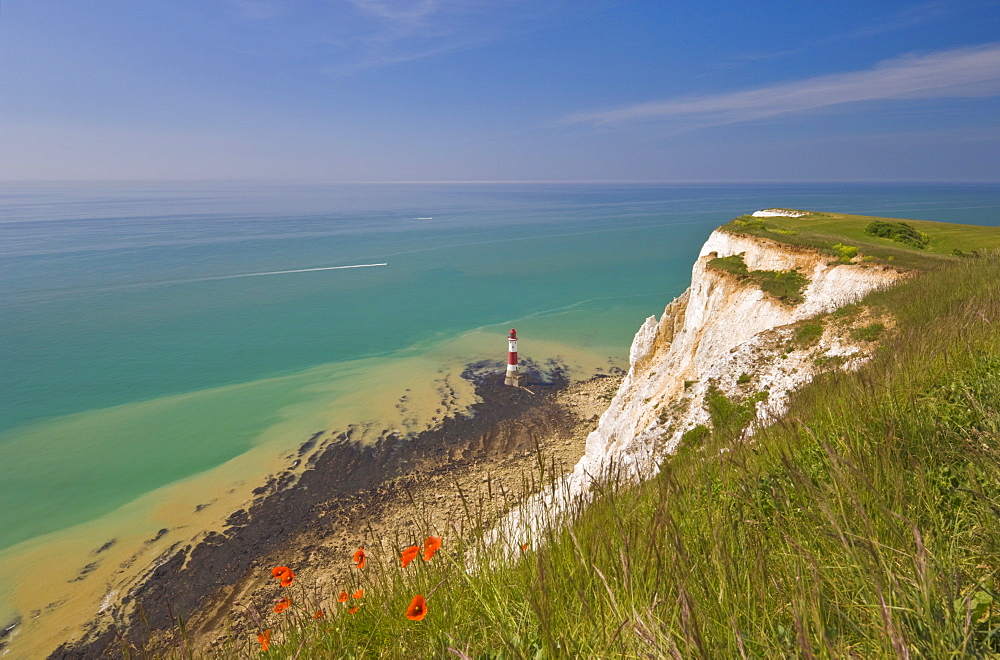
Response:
[2, 330, 623, 659]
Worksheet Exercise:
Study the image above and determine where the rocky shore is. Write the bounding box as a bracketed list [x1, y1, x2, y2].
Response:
[51, 361, 622, 658]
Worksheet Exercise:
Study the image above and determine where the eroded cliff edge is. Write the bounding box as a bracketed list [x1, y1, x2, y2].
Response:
[500, 228, 910, 542]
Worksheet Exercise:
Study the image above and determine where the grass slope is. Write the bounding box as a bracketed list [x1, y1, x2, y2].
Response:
[721, 210, 1000, 271]
[177, 216, 1000, 659]
[706, 253, 809, 305]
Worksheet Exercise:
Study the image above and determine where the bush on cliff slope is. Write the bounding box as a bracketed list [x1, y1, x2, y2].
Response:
[707, 253, 810, 305]
[865, 220, 931, 249]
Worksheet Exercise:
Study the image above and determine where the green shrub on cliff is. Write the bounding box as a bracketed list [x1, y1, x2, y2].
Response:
[795, 322, 824, 346]
[865, 220, 931, 249]
[750, 268, 808, 304]
[731, 215, 769, 229]
[832, 242, 859, 263]
[677, 424, 709, 455]
[851, 321, 886, 342]
[707, 254, 810, 304]
[706, 253, 749, 276]
[706, 385, 768, 439]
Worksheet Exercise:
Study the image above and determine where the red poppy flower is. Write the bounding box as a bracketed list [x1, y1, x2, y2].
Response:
[406, 594, 427, 621]
[338, 590, 349, 603]
[273, 597, 291, 613]
[271, 565, 294, 586]
[279, 569, 295, 588]
[353, 588, 363, 599]
[348, 606, 359, 614]
[520, 542, 530, 552]
[258, 629, 271, 652]
[353, 547, 366, 569]
[313, 609, 324, 619]
[400, 545, 420, 568]
[422, 536, 442, 561]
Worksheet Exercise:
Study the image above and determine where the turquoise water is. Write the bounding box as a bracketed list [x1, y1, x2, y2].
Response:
[2, 182, 999, 553]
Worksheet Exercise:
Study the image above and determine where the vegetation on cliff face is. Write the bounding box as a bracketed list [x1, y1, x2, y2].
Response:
[158, 219, 1000, 659]
[706, 253, 810, 304]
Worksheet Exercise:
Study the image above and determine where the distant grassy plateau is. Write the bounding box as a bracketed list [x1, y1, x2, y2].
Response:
[721, 209, 1000, 271]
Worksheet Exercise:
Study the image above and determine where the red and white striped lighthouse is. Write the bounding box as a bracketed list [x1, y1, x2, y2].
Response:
[504, 328, 521, 386]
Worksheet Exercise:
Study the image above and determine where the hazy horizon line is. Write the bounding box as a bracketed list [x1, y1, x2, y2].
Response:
[3, 178, 1000, 186]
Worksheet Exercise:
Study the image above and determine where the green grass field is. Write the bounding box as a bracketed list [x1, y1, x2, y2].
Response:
[721, 210, 1000, 271]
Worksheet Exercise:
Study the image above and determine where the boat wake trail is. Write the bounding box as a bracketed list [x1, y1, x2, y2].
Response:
[7, 263, 389, 304]
[195, 263, 388, 282]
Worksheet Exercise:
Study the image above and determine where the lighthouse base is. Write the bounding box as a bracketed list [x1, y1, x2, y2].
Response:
[504, 372, 526, 387]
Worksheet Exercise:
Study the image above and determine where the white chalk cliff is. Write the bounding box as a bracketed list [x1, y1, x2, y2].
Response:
[499, 227, 909, 545]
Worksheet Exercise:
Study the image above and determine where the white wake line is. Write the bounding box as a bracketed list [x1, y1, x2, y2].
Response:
[122, 262, 389, 288]
[207, 263, 388, 281]
[8, 263, 390, 304]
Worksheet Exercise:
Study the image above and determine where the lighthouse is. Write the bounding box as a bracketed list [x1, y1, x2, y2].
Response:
[504, 328, 522, 386]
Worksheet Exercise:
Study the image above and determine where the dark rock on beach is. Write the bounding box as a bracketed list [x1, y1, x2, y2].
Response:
[50, 361, 577, 659]
[93, 540, 116, 555]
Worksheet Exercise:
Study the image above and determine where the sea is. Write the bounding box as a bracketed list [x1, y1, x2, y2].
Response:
[1, 181, 998, 653]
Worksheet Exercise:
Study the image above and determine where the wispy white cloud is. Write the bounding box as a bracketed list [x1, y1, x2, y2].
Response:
[829, 1, 961, 42]
[562, 43, 1000, 129]
[219, 0, 610, 75]
[343, 0, 444, 28]
[325, 0, 497, 73]
[714, 2, 975, 73]
[732, 49, 802, 63]
[321, 0, 609, 74]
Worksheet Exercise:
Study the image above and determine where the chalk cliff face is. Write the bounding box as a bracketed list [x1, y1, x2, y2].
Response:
[500, 229, 908, 543]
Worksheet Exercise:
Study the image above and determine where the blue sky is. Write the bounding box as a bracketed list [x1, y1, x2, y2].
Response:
[1, 0, 998, 181]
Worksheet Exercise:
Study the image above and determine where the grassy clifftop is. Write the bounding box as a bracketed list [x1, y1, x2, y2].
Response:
[719, 209, 1000, 271]
[172, 214, 1000, 658]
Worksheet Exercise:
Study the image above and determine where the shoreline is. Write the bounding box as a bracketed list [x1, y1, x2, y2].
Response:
[48, 360, 623, 657]
[0, 331, 625, 659]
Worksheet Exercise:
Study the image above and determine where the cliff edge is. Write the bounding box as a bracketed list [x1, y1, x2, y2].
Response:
[501, 227, 909, 543]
